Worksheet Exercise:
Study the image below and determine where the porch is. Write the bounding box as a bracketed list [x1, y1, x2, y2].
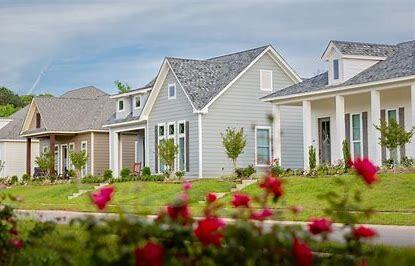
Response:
[272, 83, 415, 169]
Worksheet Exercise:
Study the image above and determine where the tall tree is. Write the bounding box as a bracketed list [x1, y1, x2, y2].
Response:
[114, 81, 131, 94]
[221, 128, 246, 170]
[0, 87, 23, 107]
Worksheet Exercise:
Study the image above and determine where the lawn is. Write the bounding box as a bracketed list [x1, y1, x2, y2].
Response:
[3, 173, 415, 225]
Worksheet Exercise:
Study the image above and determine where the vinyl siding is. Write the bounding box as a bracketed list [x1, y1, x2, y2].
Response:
[132, 94, 149, 117]
[202, 52, 302, 177]
[147, 70, 199, 177]
[120, 133, 137, 171]
[342, 58, 380, 82]
[93, 132, 109, 175]
[0, 141, 39, 178]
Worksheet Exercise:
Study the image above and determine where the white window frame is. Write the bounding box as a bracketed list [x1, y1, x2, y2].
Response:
[157, 123, 166, 173]
[54, 144, 60, 175]
[333, 59, 340, 80]
[386, 108, 400, 161]
[167, 122, 176, 170]
[178, 120, 187, 172]
[68, 142, 75, 170]
[117, 99, 125, 112]
[134, 141, 138, 163]
[260, 70, 273, 91]
[167, 83, 176, 99]
[350, 113, 363, 159]
[61, 144, 68, 174]
[133, 95, 142, 109]
[81, 141, 88, 177]
[255, 126, 272, 167]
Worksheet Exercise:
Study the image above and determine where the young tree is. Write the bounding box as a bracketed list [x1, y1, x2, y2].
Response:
[158, 139, 178, 179]
[114, 81, 131, 94]
[221, 128, 246, 170]
[308, 145, 316, 170]
[69, 150, 88, 180]
[342, 140, 351, 169]
[35, 152, 54, 176]
[375, 119, 414, 163]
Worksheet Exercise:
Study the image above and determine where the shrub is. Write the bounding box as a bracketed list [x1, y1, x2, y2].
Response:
[270, 159, 284, 176]
[342, 140, 351, 169]
[235, 165, 256, 179]
[141, 166, 151, 176]
[67, 169, 76, 178]
[221, 127, 246, 170]
[69, 150, 88, 179]
[120, 167, 131, 179]
[81, 175, 104, 184]
[21, 173, 31, 182]
[35, 152, 54, 175]
[175, 171, 185, 179]
[401, 156, 414, 168]
[102, 169, 113, 180]
[308, 145, 316, 170]
[10, 176, 18, 184]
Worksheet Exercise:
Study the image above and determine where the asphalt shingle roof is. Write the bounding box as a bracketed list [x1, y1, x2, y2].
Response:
[0, 106, 30, 140]
[331, 40, 397, 57]
[167, 45, 269, 110]
[263, 40, 414, 100]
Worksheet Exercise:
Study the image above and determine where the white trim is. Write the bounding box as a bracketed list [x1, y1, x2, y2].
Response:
[198, 114, 203, 178]
[263, 75, 415, 103]
[157, 123, 166, 173]
[54, 144, 60, 175]
[0, 139, 39, 143]
[80, 141, 88, 177]
[260, 69, 273, 91]
[342, 54, 387, 61]
[103, 120, 145, 128]
[167, 83, 176, 100]
[385, 108, 401, 162]
[91, 132, 95, 175]
[110, 87, 152, 99]
[177, 120, 187, 172]
[133, 95, 142, 109]
[117, 99, 125, 112]
[254, 126, 272, 167]
[350, 113, 363, 159]
[134, 141, 138, 163]
[60, 144, 68, 174]
[68, 142, 75, 170]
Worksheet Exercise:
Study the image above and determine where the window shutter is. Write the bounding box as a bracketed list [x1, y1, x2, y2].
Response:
[399, 107, 405, 158]
[154, 126, 158, 173]
[362, 112, 368, 157]
[185, 121, 190, 172]
[345, 113, 350, 147]
[380, 109, 386, 163]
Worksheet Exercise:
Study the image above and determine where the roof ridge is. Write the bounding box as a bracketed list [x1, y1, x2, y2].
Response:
[332, 40, 396, 47]
[207, 44, 270, 60]
[167, 57, 223, 63]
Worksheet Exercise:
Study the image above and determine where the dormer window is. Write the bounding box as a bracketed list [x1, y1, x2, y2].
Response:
[260, 70, 273, 91]
[168, 83, 176, 99]
[36, 113, 41, 128]
[118, 99, 124, 112]
[134, 96, 141, 109]
[333, 59, 339, 80]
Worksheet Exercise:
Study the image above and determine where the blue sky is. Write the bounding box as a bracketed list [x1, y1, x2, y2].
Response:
[0, 0, 414, 96]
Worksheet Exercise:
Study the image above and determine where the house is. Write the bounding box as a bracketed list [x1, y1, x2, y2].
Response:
[0, 106, 39, 178]
[20, 86, 115, 176]
[105, 45, 303, 178]
[262, 40, 415, 169]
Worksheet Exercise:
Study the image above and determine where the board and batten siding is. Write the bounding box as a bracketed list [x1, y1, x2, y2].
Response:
[147, 70, 199, 177]
[202, 52, 303, 177]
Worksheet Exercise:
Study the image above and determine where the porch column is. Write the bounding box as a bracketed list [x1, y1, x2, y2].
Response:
[110, 130, 120, 178]
[302, 100, 312, 170]
[410, 84, 415, 158]
[369, 90, 382, 166]
[49, 134, 56, 174]
[26, 138, 31, 175]
[334, 95, 345, 163]
[272, 104, 282, 164]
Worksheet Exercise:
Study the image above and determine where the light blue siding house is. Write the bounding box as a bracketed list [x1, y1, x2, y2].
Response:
[105, 45, 303, 177]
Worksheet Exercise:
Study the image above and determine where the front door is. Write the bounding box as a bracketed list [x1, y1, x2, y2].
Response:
[318, 117, 331, 164]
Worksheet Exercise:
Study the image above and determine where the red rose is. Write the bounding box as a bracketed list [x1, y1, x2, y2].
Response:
[10, 238, 24, 249]
[250, 209, 273, 221]
[260, 175, 284, 199]
[231, 193, 251, 208]
[292, 238, 312, 266]
[308, 218, 332, 235]
[352, 158, 379, 185]
[352, 226, 377, 239]
[194, 217, 225, 246]
[183, 182, 192, 191]
[91, 186, 115, 210]
[9, 229, 18, 235]
[206, 192, 217, 203]
[167, 204, 191, 221]
[135, 241, 164, 266]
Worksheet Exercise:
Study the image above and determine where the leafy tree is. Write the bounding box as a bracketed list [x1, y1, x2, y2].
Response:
[69, 150, 88, 179]
[158, 139, 178, 179]
[342, 140, 351, 169]
[114, 81, 131, 94]
[221, 128, 246, 170]
[308, 145, 316, 170]
[0, 87, 23, 107]
[20, 94, 34, 106]
[375, 119, 414, 163]
[35, 152, 54, 176]
[0, 104, 18, 117]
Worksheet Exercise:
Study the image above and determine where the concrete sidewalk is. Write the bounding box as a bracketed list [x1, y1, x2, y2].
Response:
[16, 209, 415, 247]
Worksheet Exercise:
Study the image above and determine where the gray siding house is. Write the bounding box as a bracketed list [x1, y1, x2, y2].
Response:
[106, 45, 303, 178]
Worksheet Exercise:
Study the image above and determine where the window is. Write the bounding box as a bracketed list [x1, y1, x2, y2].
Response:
[118, 99, 124, 111]
[387, 109, 399, 162]
[260, 70, 273, 91]
[134, 96, 141, 109]
[255, 127, 271, 166]
[36, 113, 41, 128]
[351, 114, 362, 159]
[178, 122, 186, 171]
[168, 123, 175, 138]
[168, 83, 176, 99]
[42, 145, 49, 154]
[333, 59, 339, 80]
[81, 141, 87, 177]
[157, 124, 166, 172]
[54, 145, 59, 174]
[68, 143, 75, 170]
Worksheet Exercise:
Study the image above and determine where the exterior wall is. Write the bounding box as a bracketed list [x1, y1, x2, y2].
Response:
[309, 86, 412, 165]
[115, 96, 131, 120]
[342, 58, 380, 82]
[132, 94, 149, 117]
[327, 48, 342, 85]
[147, 70, 199, 177]
[202, 53, 300, 177]
[93, 132, 109, 175]
[120, 133, 137, 171]
[0, 141, 39, 178]
[136, 130, 145, 165]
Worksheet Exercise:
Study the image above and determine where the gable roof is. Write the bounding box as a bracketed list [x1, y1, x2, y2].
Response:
[263, 40, 415, 100]
[330, 40, 397, 57]
[21, 87, 115, 135]
[0, 106, 30, 140]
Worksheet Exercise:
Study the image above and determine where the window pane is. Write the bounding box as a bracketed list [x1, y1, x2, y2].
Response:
[169, 124, 175, 135]
[353, 142, 361, 158]
[257, 147, 270, 165]
[388, 110, 397, 122]
[135, 97, 141, 108]
[256, 128, 270, 165]
[179, 138, 185, 171]
[159, 126, 165, 137]
[352, 114, 361, 141]
[179, 123, 185, 134]
[168, 85, 175, 97]
[333, 59, 339, 80]
[257, 129, 269, 147]
[118, 100, 124, 110]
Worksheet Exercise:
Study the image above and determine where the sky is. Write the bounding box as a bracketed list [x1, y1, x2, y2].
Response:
[0, 0, 414, 96]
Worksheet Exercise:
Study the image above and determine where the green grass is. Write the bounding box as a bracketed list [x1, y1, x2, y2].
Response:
[3, 173, 415, 225]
